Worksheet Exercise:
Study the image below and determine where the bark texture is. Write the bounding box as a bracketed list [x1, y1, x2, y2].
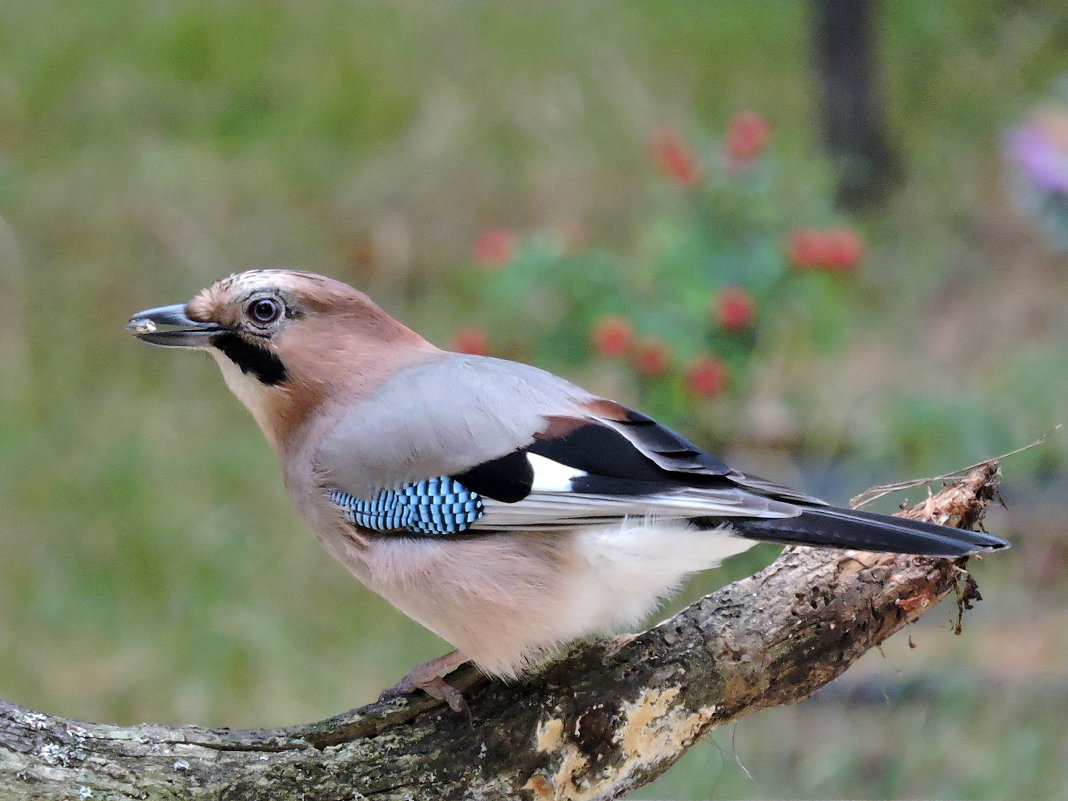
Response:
[0, 464, 1002, 800]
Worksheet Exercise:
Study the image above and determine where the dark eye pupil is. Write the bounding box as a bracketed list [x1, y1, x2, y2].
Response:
[250, 299, 280, 323]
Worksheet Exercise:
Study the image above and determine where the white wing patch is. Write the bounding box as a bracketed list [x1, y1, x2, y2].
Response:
[527, 453, 587, 491]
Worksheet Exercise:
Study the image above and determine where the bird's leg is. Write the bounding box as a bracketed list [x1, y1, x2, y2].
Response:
[379, 650, 470, 713]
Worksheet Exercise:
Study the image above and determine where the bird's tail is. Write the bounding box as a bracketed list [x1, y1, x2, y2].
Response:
[697, 505, 1009, 557]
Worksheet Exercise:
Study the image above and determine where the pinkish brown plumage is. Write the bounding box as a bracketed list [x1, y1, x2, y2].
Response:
[127, 270, 1009, 695]
[186, 270, 435, 450]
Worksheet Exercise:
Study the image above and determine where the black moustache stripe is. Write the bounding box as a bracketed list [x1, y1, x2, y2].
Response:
[210, 333, 288, 386]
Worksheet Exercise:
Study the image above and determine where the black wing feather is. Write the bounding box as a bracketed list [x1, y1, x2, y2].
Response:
[607, 409, 733, 474]
[702, 506, 1009, 556]
[453, 449, 533, 503]
[432, 401, 1009, 556]
[454, 404, 822, 506]
[526, 423, 667, 481]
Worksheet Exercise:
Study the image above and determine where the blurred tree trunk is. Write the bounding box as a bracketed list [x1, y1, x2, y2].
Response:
[813, 0, 903, 207]
[0, 465, 1000, 800]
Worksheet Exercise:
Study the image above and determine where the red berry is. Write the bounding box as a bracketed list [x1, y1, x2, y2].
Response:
[685, 356, 729, 398]
[787, 228, 831, 270]
[590, 315, 635, 358]
[450, 327, 490, 356]
[650, 128, 700, 187]
[715, 286, 756, 332]
[632, 338, 671, 376]
[823, 227, 864, 271]
[472, 229, 515, 268]
[725, 111, 770, 163]
[788, 227, 863, 272]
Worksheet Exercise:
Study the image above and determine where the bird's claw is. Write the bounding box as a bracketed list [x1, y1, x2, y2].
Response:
[378, 651, 470, 714]
[379, 674, 467, 714]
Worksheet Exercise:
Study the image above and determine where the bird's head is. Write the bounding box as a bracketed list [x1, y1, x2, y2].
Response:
[128, 270, 434, 449]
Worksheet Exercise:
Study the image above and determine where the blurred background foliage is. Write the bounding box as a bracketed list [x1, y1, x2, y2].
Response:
[0, 1, 1066, 798]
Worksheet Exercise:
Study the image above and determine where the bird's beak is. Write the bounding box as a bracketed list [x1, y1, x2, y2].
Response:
[126, 304, 226, 348]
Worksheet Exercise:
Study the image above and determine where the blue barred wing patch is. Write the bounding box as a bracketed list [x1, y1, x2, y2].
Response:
[326, 477, 484, 536]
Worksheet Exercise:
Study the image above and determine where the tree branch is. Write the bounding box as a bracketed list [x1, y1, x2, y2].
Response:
[0, 463, 1002, 800]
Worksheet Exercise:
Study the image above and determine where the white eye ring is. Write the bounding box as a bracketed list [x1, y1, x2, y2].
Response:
[246, 297, 282, 325]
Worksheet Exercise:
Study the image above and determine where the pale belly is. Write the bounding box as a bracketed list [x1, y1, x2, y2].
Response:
[350, 519, 760, 678]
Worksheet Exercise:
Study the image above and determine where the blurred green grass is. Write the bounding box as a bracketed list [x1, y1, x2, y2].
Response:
[1, 2, 1067, 798]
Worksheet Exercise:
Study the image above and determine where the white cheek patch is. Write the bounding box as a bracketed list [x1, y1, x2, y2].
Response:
[527, 453, 586, 492]
[211, 351, 276, 430]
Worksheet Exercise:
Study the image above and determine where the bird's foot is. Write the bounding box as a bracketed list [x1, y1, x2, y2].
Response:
[378, 650, 470, 713]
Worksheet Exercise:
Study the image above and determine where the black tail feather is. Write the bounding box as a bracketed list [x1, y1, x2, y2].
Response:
[699, 506, 1009, 557]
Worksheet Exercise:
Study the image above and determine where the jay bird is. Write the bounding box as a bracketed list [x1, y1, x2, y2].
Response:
[128, 270, 1008, 697]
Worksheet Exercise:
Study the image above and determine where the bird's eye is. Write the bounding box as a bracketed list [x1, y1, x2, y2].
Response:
[247, 297, 282, 325]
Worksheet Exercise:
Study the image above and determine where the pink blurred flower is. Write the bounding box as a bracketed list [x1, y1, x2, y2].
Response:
[650, 128, 700, 187]
[787, 228, 827, 270]
[590, 315, 635, 358]
[473, 229, 516, 268]
[823, 227, 864, 271]
[632, 338, 671, 376]
[715, 286, 757, 332]
[725, 111, 770, 164]
[1006, 122, 1068, 194]
[450, 327, 490, 356]
[685, 356, 729, 398]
